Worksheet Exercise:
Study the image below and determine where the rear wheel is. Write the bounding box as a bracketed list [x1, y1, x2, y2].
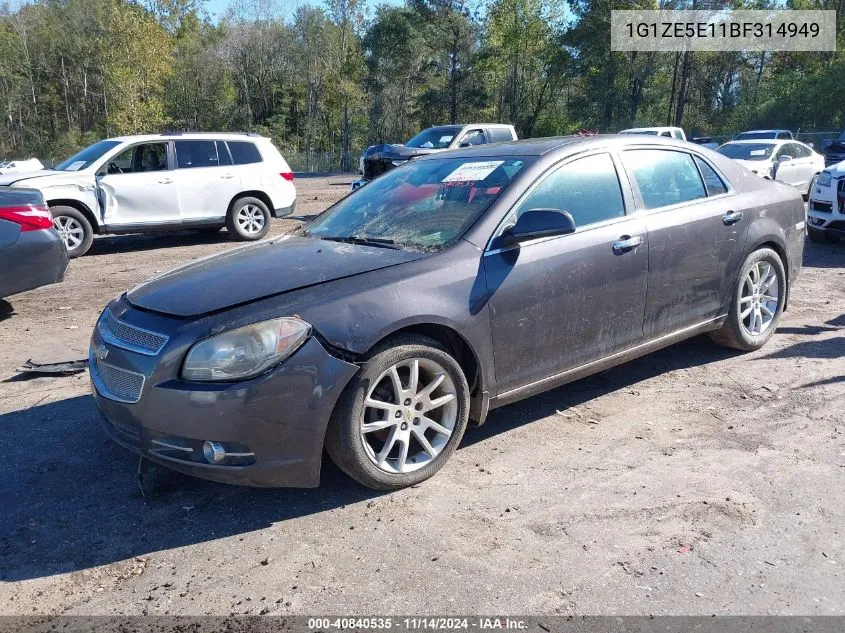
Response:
[807, 226, 839, 244]
[226, 196, 270, 241]
[325, 335, 470, 490]
[709, 248, 786, 351]
[51, 205, 93, 258]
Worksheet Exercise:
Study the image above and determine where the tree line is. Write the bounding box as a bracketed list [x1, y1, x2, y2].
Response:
[0, 0, 842, 171]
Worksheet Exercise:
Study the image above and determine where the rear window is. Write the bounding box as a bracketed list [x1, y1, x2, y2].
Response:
[175, 140, 219, 169]
[694, 157, 728, 196]
[227, 141, 263, 165]
[622, 149, 706, 209]
[489, 128, 515, 143]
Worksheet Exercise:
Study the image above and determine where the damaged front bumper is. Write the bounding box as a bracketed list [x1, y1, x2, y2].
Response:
[807, 177, 845, 236]
[90, 301, 359, 488]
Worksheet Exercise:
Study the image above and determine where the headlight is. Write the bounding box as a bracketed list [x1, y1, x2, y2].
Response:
[817, 171, 831, 187]
[182, 317, 311, 382]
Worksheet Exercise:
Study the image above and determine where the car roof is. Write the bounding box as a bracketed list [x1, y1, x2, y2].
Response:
[417, 133, 696, 160]
[722, 139, 784, 145]
[105, 132, 270, 143]
[739, 129, 790, 133]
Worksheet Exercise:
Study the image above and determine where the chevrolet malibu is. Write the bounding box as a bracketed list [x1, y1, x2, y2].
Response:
[90, 136, 805, 490]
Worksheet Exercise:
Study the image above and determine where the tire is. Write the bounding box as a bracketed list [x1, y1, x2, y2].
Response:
[225, 196, 270, 241]
[807, 226, 839, 244]
[325, 334, 470, 490]
[50, 205, 93, 258]
[709, 247, 786, 352]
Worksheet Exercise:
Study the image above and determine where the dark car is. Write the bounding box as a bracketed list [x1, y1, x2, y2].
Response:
[821, 131, 845, 167]
[90, 136, 805, 490]
[354, 124, 517, 189]
[0, 188, 68, 299]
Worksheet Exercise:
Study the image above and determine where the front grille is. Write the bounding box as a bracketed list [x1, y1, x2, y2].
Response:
[101, 310, 168, 355]
[94, 360, 145, 403]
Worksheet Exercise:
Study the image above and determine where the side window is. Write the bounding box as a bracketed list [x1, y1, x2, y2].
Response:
[227, 141, 262, 165]
[216, 141, 233, 166]
[489, 128, 514, 143]
[694, 156, 728, 196]
[622, 149, 706, 209]
[660, 131, 672, 137]
[793, 143, 810, 158]
[514, 153, 625, 227]
[106, 143, 167, 174]
[175, 140, 219, 169]
[672, 129, 683, 139]
[460, 129, 486, 147]
[778, 132, 790, 139]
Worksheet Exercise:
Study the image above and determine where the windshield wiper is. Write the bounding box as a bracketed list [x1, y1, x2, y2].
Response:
[319, 235, 403, 250]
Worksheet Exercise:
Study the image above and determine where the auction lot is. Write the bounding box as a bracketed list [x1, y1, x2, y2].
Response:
[1, 175, 843, 615]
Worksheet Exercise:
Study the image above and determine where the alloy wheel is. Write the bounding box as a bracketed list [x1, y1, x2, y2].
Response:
[360, 358, 458, 474]
[739, 260, 779, 336]
[236, 204, 266, 235]
[53, 215, 85, 250]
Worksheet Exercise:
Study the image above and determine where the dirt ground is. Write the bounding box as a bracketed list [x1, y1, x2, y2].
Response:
[0, 175, 843, 616]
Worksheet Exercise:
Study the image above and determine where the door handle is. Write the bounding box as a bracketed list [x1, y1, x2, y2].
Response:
[612, 235, 643, 253]
[722, 210, 743, 225]
[221, 174, 234, 179]
[158, 178, 173, 184]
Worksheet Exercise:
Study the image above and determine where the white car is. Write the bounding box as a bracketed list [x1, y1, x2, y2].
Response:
[619, 126, 687, 141]
[0, 133, 296, 257]
[806, 162, 845, 244]
[716, 139, 824, 195]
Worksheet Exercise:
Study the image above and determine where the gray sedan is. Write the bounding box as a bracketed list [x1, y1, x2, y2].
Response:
[0, 188, 68, 299]
[90, 135, 805, 490]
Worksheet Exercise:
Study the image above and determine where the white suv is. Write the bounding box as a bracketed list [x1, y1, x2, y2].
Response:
[0, 133, 296, 257]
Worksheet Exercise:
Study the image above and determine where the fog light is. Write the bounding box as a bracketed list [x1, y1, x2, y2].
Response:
[203, 441, 226, 464]
[810, 217, 824, 226]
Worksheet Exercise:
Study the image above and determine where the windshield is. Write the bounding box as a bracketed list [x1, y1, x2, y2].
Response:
[303, 156, 529, 251]
[735, 131, 778, 141]
[717, 143, 775, 161]
[54, 140, 121, 171]
[405, 127, 463, 149]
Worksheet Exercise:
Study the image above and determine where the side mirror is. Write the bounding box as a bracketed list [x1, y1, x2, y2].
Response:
[459, 142, 471, 148]
[502, 209, 577, 245]
[807, 142, 815, 149]
[777, 154, 793, 163]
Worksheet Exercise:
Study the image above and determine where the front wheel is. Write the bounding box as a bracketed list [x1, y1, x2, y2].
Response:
[226, 197, 270, 241]
[51, 205, 93, 258]
[709, 248, 786, 351]
[325, 335, 470, 490]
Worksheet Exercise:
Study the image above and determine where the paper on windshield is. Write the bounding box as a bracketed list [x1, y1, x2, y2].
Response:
[443, 161, 504, 182]
[65, 160, 86, 171]
[439, 135, 454, 144]
[749, 149, 767, 156]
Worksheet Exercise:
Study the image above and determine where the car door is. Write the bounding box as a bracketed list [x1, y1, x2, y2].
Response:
[772, 143, 802, 186]
[96, 142, 181, 228]
[620, 148, 748, 340]
[484, 152, 648, 394]
[789, 143, 816, 188]
[169, 139, 242, 224]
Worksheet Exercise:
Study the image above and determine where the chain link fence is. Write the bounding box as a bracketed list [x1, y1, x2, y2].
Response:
[286, 149, 364, 174]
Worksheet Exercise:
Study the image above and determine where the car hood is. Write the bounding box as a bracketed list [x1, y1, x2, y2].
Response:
[127, 236, 427, 317]
[0, 170, 87, 187]
[362, 144, 443, 162]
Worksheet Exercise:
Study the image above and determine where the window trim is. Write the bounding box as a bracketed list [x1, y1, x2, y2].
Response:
[96, 141, 173, 177]
[485, 149, 634, 252]
[619, 146, 735, 216]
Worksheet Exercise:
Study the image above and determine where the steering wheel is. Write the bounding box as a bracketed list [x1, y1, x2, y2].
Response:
[108, 162, 124, 175]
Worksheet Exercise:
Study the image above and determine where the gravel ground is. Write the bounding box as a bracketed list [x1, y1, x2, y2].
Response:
[0, 175, 843, 616]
